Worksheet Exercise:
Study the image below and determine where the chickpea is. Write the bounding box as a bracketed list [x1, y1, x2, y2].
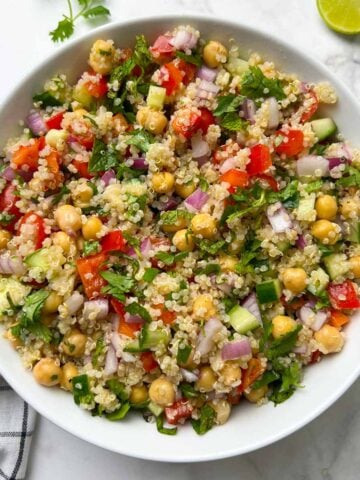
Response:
[315, 195, 337, 220]
[219, 254, 238, 273]
[311, 219, 340, 245]
[244, 385, 268, 403]
[203, 40, 228, 68]
[151, 172, 175, 194]
[0, 229, 11, 249]
[210, 399, 231, 425]
[136, 107, 168, 135]
[55, 205, 82, 233]
[43, 292, 63, 314]
[33, 358, 61, 387]
[88, 39, 115, 75]
[82, 216, 103, 240]
[174, 182, 196, 199]
[112, 113, 129, 135]
[62, 329, 87, 357]
[72, 183, 94, 208]
[220, 361, 242, 386]
[45, 129, 68, 150]
[340, 198, 360, 219]
[193, 294, 217, 320]
[314, 324, 344, 354]
[191, 213, 217, 239]
[350, 255, 360, 278]
[60, 362, 79, 391]
[162, 216, 189, 233]
[149, 377, 175, 407]
[172, 229, 195, 252]
[195, 366, 217, 392]
[130, 385, 148, 404]
[272, 315, 297, 339]
[282, 267, 307, 294]
[52, 231, 73, 254]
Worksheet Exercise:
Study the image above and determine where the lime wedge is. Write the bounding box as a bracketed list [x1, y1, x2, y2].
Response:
[317, 0, 360, 34]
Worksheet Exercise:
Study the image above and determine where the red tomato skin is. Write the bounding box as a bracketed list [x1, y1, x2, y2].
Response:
[220, 169, 249, 190]
[196, 108, 215, 134]
[159, 62, 183, 95]
[247, 144, 272, 176]
[165, 399, 193, 425]
[84, 76, 108, 98]
[71, 159, 93, 179]
[328, 280, 360, 310]
[274, 129, 304, 157]
[76, 252, 108, 299]
[140, 352, 158, 372]
[100, 231, 127, 253]
[46, 111, 65, 130]
[0, 183, 21, 231]
[17, 212, 46, 250]
[301, 90, 319, 123]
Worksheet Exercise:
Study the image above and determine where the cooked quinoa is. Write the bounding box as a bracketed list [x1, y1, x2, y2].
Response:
[0, 25, 359, 435]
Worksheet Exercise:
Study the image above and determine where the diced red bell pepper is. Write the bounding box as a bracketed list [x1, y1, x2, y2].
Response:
[152, 303, 176, 325]
[110, 298, 142, 338]
[247, 144, 272, 176]
[17, 212, 46, 250]
[70, 133, 94, 151]
[159, 62, 184, 95]
[12, 137, 45, 172]
[164, 399, 193, 425]
[84, 75, 108, 98]
[220, 169, 249, 191]
[71, 159, 93, 179]
[300, 90, 319, 123]
[76, 252, 108, 299]
[310, 350, 321, 364]
[149, 35, 175, 62]
[237, 358, 264, 394]
[100, 230, 127, 253]
[196, 108, 215, 135]
[44, 150, 63, 190]
[176, 59, 197, 85]
[328, 280, 360, 310]
[46, 111, 65, 130]
[274, 129, 304, 157]
[140, 352, 158, 372]
[255, 173, 279, 192]
[0, 183, 22, 231]
[172, 107, 214, 139]
[328, 310, 349, 329]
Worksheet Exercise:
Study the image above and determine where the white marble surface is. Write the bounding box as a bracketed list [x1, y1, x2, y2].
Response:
[0, 0, 360, 478]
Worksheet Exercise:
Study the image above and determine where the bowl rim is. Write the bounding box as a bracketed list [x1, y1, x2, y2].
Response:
[0, 12, 360, 463]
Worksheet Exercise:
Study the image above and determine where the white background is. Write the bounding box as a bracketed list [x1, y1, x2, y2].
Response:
[1, 1, 360, 479]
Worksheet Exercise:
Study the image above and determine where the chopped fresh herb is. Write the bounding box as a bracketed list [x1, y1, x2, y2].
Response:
[191, 403, 216, 435]
[126, 129, 155, 153]
[314, 290, 331, 310]
[337, 166, 360, 188]
[199, 176, 209, 192]
[92, 337, 105, 367]
[0, 212, 15, 226]
[175, 50, 202, 66]
[155, 251, 188, 265]
[82, 205, 107, 216]
[241, 66, 286, 100]
[107, 402, 131, 421]
[100, 271, 135, 301]
[11, 289, 50, 342]
[223, 296, 238, 313]
[304, 180, 324, 193]
[219, 112, 248, 132]
[318, 243, 334, 257]
[89, 138, 119, 172]
[106, 379, 129, 401]
[213, 94, 244, 116]
[177, 344, 192, 364]
[32, 91, 62, 107]
[235, 250, 258, 274]
[269, 360, 303, 404]
[194, 263, 221, 275]
[160, 209, 193, 226]
[156, 414, 177, 435]
[266, 324, 302, 360]
[259, 317, 273, 353]
[197, 239, 226, 256]
[72, 374, 94, 406]
[252, 370, 280, 389]
[142, 267, 160, 282]
[179, 383, 199, 399]
[224, 186, 267, 223]
[83, 240, 100, 257]
[310, 143, 328, 156]
[122, 233, 140, 249]
[125, 302, 152, 322]
[51, 185, 70, 205]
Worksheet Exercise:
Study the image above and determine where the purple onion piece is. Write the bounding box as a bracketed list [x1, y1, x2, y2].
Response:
[241, 292, 262, 324]
[140, 237, 152, 256]
[241, 99, 256, 123]
[25, 111, 48, 136]
[131, 157, 148, 170]
[197, 66, 218, 82]
[221, 339, 252, 360]
[104, 345, 118, 375]
[1, 166, 16, 181]
[295, 234, 307, 250]
[184, 188, 209, 212]
[266, 202, 292, 233]
[100, 169, 115, 186]
[158, 196, 180, 211]
[327, 157, 348, 170]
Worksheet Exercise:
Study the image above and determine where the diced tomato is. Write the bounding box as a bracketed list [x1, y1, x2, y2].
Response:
[176, 59, 197, 85]
[0, 183, 22, 231]
[301, 90, 319, 123]
[71, 159, 93, 179]
[196, 108, 215, 135]
[100, 230, 127, 253]
[44, 150, 63, 189]
[12, 137, 45, 172]
[17, 212, 46, 250]
[237, 358, 264, 394]
[164, 399, 193, 425]
[274, 129, 304, 157]
[149, 35, 175, 62]
[110, 298, 142, 338]
[70, 133, 94, 151]
[159, 62, 184, 95]
[247, 144, 272, 176]
[46, 111, 65, 130]
[140, 352, 158, 372]
[220, 169, 249, 193]
[76, 252, 108, 299]
[255, 173, 279, 192]
[329, 310, 349, 329]
[153, 303, 176, 325]
[84, 75, 108, 98]
[172, 107, 214, 139]
[310, 350, 321, 364]
[328, 280, 360, 310]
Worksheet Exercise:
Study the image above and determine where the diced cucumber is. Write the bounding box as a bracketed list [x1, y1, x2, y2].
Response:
[72, 83, 93, 108]
[296, 195, 316, 221]
[311, 118, 337, 141]
[0, 278, 31, 315]
[323, 253, 349, 280]
[225, 57, 249, 76]
[25, 247, 65, 276]
[148, 401, 163, 417]
[307, 267, 329, 295]
[346, 219, 360, 243]
[123, 340, 143, 353]
[147, 86, 166, 110]
[277, 240, 290, 253]
[139, 325, 170, 350]
[228, 305, 261, 334]
[256, 279, 282, 304]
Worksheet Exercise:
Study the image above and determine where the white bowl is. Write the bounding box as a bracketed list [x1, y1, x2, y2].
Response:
[1, 14, 360, 463]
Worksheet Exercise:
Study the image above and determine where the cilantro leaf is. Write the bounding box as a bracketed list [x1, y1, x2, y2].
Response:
[219, 112, 248, 132]
[100, 271, 135, 301]
[83, 5, 110, 18]
[252, 370, 280, 389]
[241, 66, 286, 100]
[160, 209, 193, 227]
[194, 263, 221, 275]
[21, 289, 50, 327]
[155, 251, 188, 265]
[142, 268, 160, 282]
[89, 139, 119, 172]
[125, 302, 152, 322]
[72, 374, 94, 406]
[32, 92, 63, 107]
[83, 240, 100, 257]
[50, 17, 74, 43]
[213, 94, 244, 116]
[269, 360, 303, 404]
[191, 404, 216, 435]
[92, 337, 105, 367]
[197, 239, 226, 256]
[126, 129, 155, 153]
[51, 185, 70, 205]
[266, 324, 302, 360]
[304, 180, 324, 193]
[177, 345, 192, 365]
[175, 50, 202, 67]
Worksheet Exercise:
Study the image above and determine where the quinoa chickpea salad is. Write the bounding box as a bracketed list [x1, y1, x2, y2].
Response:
[1, 25, 360, 435]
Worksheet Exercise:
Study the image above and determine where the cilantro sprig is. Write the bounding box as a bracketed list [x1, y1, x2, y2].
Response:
[50, 0, 111, 43]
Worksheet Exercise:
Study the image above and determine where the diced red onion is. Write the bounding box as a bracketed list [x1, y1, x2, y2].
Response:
[140, 237, 152, 257]
[298, 306, 328, 331]
[296, 155, 329, 177]
[197, 318, 222, 356]
[312, 310, 329, 331]
[197, 65, 218, 82]
[65, 291, 84, 315]
[67, 135, 84, 153]
[124, 312, 144, 324]
[241, 99, 256, 123]
[296, 234, 307, 250]
[327, 157, 348, 170]
[126, 247, 137, 258]
[184, 188, 209, 212]
[0, 254, 26, 276]
[25, 111, 48, 136]
[180, 368, 199, 383]
[293, 344, 307, 354]
[110, 332, 121, 356]
[197, 80, 220, 98]
[219, 157, 237, 174]
[221, 339, 252, 360]
[326, 143, 352, 161]
[170, 30, 197, 50]
[100, 169, 115, 186]
[266, 97, 280, 129]
[300, 82, 310, 93]
[83, 298, 109, 321]
[157, 196, 180, 211]
[191, 135, 210, 159]
[104, 344, 118, 375]
[241, 292, 262, 324]
[131, 157, 148, 170]
[110, 313, 119, 331]
[196, 154, 211, 167]
[266, 202, 292, 233]
[16, 169, 33, 182]
[1, 166, 16, 181]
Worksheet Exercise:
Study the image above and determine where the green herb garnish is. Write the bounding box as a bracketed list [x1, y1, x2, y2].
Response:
[125, 302, 152, 322]
[89, 138, 119, 172]
[156, 414, 177, 435]
[241, 66, 286, 100]
[83, 240, 100, 257]
[100, 271, 135, 301]
[142, 268, 160, 283]
[191, 404, 216, 435]
[72, 374, 94, 405]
